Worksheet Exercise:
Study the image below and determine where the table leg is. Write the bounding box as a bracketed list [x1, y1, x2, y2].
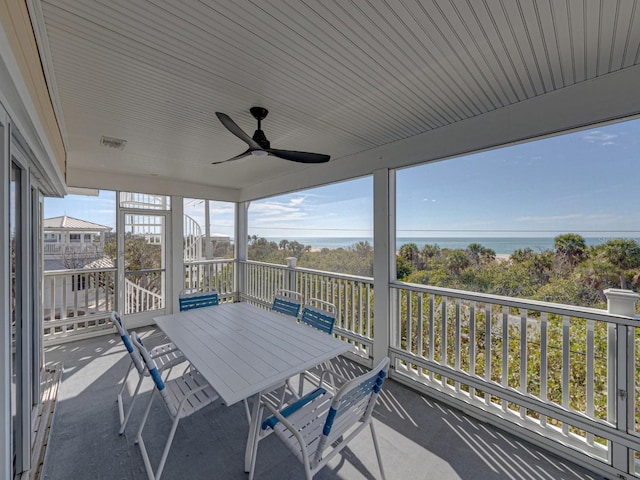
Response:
[244, 391, 262, 472]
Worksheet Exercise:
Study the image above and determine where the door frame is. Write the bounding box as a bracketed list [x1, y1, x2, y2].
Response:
[117, 199, 172, 329]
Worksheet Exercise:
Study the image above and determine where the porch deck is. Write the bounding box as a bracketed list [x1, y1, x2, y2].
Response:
[41, 328, 602, 480]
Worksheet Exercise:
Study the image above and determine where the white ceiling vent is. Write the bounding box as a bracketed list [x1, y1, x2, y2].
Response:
[100, 136, 127, 150]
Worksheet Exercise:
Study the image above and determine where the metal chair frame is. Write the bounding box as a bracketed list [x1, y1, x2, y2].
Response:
[111, 311, 185, 435]
[132, 332, 219, 480]
[249, 357, 390, 480]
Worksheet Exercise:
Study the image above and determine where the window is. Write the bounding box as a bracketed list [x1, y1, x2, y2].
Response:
[84, 234, 91, 242]
[69, 233, 80, 243]
[183, 198, 235, 261]
[72, 274, 88, 291]
[395, 118, 640, 308]
[248, 177, 373, 276]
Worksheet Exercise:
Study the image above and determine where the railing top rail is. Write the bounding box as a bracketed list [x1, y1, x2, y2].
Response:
[44, 267, 117, 275]
[241, 260, 373, 283]
[392, 281, 639, 325]
[184, 259, 235, 266]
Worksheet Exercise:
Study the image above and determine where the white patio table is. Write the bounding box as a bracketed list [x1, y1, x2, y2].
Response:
[153, 301, 352, 471]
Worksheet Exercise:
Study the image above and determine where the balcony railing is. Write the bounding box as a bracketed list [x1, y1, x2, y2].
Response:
[389, 282, 640, 476]
[239, 260, 373, 364]
[183, 258, 235, 302]
[41, 258, 640, 477]
[43, 242, 103, 257]
[43, 267, 116, 344]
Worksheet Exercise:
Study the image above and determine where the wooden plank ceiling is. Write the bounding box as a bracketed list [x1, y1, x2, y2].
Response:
[30, 0, 640, 200]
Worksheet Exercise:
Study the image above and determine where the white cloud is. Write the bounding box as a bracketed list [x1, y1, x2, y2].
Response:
[582, 130, 618, 145]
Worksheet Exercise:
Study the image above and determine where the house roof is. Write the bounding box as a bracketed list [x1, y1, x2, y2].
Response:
[28, 2, 640, 202]
[43, 216, 112, 232]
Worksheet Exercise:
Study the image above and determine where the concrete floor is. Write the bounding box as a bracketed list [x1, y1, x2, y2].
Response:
[41, 327, 603, 480]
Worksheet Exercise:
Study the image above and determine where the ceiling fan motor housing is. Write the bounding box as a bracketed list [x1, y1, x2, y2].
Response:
[252, 129, 270, 149]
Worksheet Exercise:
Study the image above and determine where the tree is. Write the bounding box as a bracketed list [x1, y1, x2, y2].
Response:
[554, 233, 586, 267]
[600, 238, 640, 288]
[398, 243, 421, 270]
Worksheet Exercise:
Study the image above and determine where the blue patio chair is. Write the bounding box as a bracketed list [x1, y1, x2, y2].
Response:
[271, 289, 302, 318]
[249, 357, 391, 480]
[131, 331, 219, 480]
[178, 287, 219, 311]
[300, 298, 336, 334]
[297, 298, 338, 394]
[111, 311, 185, 435]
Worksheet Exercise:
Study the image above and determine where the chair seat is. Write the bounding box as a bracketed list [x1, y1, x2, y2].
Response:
[164, 369, 219, 419]
[149, 344, 184, 373]
[264, 388, 336, 464]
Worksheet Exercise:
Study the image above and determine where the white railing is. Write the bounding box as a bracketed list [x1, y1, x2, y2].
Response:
[389, 282, 640, 477]
[240, 260, 374, 364]
[43, 243, 103, 257]
[183, 214, 203, 261]
[184, 259, 235, 302]
[124, 278, 163, 314]
[43, 267, 116, 344]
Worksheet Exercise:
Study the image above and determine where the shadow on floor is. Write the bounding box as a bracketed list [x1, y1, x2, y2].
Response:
[42, 328, 603, 480]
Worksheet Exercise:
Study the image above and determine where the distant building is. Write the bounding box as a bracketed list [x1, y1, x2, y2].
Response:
[43, 216, 114, 320]
[43, 215, 113, 270]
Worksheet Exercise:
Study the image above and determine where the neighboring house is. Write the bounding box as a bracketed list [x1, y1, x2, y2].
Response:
[43, 216, 114, 320]
[43, 215, 112, 268]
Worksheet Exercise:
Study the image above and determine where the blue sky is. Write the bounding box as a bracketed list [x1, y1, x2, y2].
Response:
[44, 118, 640, 239]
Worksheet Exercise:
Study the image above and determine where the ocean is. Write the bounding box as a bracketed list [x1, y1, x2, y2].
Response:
[264, 236, 638, 255]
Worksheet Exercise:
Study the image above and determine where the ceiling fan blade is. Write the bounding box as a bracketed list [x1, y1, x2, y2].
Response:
[266, 149, 330, 163]
[215, 112, 261, 150]
[211, 149, 252, 165]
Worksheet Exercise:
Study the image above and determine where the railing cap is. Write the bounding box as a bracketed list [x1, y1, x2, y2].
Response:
[604, 288, 639, 317]
[286, 257, 297, 268]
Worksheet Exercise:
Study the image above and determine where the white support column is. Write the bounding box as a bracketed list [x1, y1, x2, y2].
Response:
[373, 168, 394, 365]
[235, 201, 249, 302]
[604, 288, 639, 473]
[170, 196, 184, 313]
[0, 103, 11, 480]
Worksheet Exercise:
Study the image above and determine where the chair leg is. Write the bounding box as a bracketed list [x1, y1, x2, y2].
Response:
[243, 398, 252, 424]
[135, 389, 156, 445]
[117, 361, 134, 425]
[369, 421, 386, 480]
[154, 415, 180, 480]
[135, 391, 157, 480]
[119, 373, 144, 434]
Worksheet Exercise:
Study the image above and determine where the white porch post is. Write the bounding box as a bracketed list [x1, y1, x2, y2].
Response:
[235, 201, 249, 302]
[170, 196, 184, 313]
[373, 168, 394, 365]
[604, 288, 639, 472]
[0, 102, 11, 480]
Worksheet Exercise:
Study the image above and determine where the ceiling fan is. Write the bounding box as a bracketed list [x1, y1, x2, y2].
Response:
[213, 107, 330, 165]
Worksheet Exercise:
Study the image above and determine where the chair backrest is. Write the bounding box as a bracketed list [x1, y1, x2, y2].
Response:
[131, 331, 176, 415]
[271, 289, 302, 318]
[179, 287, 219, 311]
[317, 357, 390, 452]
[300, 298, 337, 334]
[111, 311, 145, 373]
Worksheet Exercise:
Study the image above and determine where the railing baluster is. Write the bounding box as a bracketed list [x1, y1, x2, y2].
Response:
[540, 312, 548, 428]
[441, 296, 447, 388]
[485, 304, 491, 406]
[520, 309, 527, 419]
[429, 294, 435, 383]
[562, 314, 570, 435]
[502, 305, 508, 412]
[455, 298, 461, 393]
[469, 302, 476, 398]
[586, 319, 595, 445]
